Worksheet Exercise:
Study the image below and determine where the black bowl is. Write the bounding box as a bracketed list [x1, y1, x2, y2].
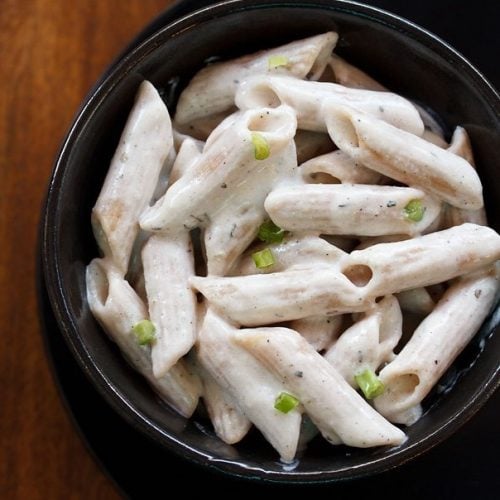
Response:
[41, 0, 500, 483]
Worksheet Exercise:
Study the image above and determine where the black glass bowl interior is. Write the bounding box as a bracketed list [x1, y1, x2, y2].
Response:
[42, 0, 500, 483]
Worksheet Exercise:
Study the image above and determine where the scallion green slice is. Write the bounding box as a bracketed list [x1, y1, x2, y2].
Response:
[251, 132, 270, 160]
[257, 220, 285, 244]
[252, 248, 275, 269]
[274, 392, 299, 413]
[132, 319, 156, 346]
[404, 199, 425, 222]
[354, 369, 385, 399]
[268, 55, 289, 69]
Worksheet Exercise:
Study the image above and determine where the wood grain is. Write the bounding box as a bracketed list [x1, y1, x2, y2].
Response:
[0, 1, 173, 498]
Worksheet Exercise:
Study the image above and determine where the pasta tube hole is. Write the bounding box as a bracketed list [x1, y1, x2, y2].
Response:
[245, 84, 281, 109]
[342, 264, 373, 287]
[324, 106, 360, 149]
[387, 373, 420, 400]
[307, 171, 341, 184]
[87, 260, 110, 307]
[247, 108, 287, 134]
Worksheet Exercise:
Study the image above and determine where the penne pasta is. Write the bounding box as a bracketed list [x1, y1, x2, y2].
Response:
[236, 74, 424, 135]
[191, 268, 373, 326]
[85, 258, 202, 417]
[234, 326, 407, 447]
[396, 287, 435, 315]
[324, 295, 402, 386]
[86, 32, 500, 459]
[322, 55, 444, 140]
[197, 360, 252, 445]
[174, 32, 338, 126]
[234, 235, 347, 349]
[232, 234, 346, 276]
[140, 105, 298, 233]
[374, 267, 499, 422]
[447, 126, 474, 164]
[142, 232, 197, 378]
[91, 81, 173, 274]
[323, 105, 483, 210]
[265, 184, 441, 236]
[203, 203, 262, 277]
[290, 314, 344, 352]
[203, 140, 298, 275]
[197, 309, 302, 462]
[323, 54, 387, 91]
[168, 136, 203, 186]
[341, 223, 500, 297]
[444, 126, 487, 226]
[300, 150, 382, 185]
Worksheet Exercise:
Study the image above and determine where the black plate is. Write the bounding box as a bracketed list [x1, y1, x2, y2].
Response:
[38, 0, 500, 496]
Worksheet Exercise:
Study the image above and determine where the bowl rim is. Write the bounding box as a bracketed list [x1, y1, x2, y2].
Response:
[41, 0, 500, 483]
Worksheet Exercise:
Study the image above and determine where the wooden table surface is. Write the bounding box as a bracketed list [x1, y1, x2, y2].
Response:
[0, 1, 174, 498]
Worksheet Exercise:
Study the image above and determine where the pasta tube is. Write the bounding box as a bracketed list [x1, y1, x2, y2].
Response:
[353, 235, 437, 315]
[323, 105, 483, 209]
[85, 258, 201, 417]
[203, 141, 298, 275]
[234, 327, 407, 447]
[396, 288, 435, 315]
[290, 314, 344, 352]
[91, 81, 173, 273]
[324, 295, 403, 386]
[168, 136, 203, 186]
[191, 268, 373, 326]
[445, 126, 487, 226]
[174, 32, 338, 126]
[341, 223, 500, 296]
[140, 105, 297, 233]
[142, 232, 197, 378]
[232, 234, 346, 276]
[203, 205, 262, 277]
[234, 235, 347, 349]
[374, 268, 499, 422]
[197, 309, 302, 462]
[300, 150, 382, 185]
[325, 54, 387, 91]
[265, 184, 441, 236]
[235, 74, 424, 135]
[323, 55, 445, 138]
[197, 361, 252, 445]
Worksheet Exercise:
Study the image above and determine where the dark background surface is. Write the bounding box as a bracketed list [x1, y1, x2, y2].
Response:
[38, 1, 499, 499]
